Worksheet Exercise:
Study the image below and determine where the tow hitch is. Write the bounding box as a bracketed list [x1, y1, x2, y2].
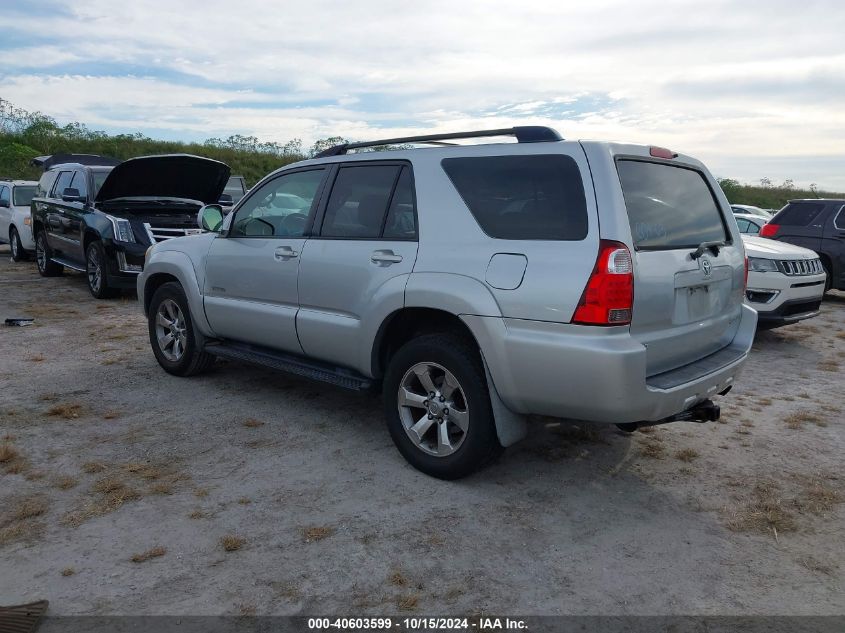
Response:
[616, 399, 720, 433]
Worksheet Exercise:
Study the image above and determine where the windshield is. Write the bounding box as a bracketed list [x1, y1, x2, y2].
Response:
[617, 160, 728, 250]
[91, 169, 113, 198]
[224, 177, 246, 203]
[13, 185, 36, 206]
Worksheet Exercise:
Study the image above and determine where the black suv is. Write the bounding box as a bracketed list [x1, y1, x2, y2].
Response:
[761, 199, 845, 292]
[31, 154, 230, 298]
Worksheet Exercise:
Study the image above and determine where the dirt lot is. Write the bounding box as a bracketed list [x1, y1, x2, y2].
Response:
[1, 244, 843, 616]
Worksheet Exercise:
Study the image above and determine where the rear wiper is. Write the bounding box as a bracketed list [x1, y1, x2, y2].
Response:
[690, 240, 725, 260]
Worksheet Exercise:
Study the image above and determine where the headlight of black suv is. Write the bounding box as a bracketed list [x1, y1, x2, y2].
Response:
[106, 215, 136, 243]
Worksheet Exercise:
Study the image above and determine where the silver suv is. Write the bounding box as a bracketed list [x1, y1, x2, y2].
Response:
[138, 127, 756, 479]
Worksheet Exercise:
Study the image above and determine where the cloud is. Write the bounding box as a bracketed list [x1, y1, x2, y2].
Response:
[0, 0, 843, 188]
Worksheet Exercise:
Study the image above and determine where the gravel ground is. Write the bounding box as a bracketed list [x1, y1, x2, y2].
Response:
[0, 244, 843, 616]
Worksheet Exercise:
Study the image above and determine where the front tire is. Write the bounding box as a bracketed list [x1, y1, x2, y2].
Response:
[9, 227, 28, 262]
[35, 230, 63, 277]
[148, 282, 215, 377]
[383, 332, 502, 480]
[86, 241, 120, 299]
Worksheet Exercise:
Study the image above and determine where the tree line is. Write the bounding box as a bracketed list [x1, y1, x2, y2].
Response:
[1, 97, 841, 205]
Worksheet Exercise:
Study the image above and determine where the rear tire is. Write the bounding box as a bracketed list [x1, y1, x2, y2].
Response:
[148, 281, 215, 377]
[35, 230, 63, 277]
[9, 227, 28, 262]
[86, 241, 119, 299]
[383, 332, 503, 479]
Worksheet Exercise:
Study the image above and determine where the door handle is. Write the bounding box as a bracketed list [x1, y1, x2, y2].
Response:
[274, 246, 298, 260]
[371, 250, 403, 264]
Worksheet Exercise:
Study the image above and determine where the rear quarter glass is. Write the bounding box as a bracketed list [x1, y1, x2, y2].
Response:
[616, 159, 727, 250]
[775, 202, 826, 226]
[441, 154, 588, 240]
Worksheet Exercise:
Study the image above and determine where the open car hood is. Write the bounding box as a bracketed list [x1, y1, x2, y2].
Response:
[95, 154, 230, 204]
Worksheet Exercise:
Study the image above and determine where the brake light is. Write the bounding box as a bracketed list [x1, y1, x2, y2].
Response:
[573, 240, 634, 326]
[649, 146, 677, 159]
[759, 223, 779, 238]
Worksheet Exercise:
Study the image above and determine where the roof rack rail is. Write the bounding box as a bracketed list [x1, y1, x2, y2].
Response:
[314, 126, 562, 158]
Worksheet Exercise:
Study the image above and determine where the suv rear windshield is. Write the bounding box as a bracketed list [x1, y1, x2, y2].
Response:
[774, 201, 826, 226]
[617, 160, 727, 250]
[441, 155, 588, 240]
[13, 185, 36, 206]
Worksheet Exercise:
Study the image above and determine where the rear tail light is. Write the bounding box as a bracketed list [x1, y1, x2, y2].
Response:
[573, 240, 634, 326]
[759, 223, 779, 238]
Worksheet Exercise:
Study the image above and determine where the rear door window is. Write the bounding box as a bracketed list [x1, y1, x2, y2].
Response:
[617, 160, 727, 250]
[441, 154, 588, 240]
[51, 171, 73, 199]
[0, 186, 9, 207]
[775, 202, 826, 226]
[320, 165, 400, 238]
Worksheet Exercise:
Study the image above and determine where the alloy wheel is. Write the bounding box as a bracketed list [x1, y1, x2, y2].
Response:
[87, 247, 102, 294]
[36, 235, 46, 272]
[10, 230, 19, 259]
[398, 362, 469, 457]
[155, 299, 188, 362]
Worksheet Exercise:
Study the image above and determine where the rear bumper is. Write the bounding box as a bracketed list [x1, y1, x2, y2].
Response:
[462, 304, 757, 424]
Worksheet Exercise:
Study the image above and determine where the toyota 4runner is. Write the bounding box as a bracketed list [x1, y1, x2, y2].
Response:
[138, 127, 757, 479]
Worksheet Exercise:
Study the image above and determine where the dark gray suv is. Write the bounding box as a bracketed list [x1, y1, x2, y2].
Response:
[761, 199, 845, 292]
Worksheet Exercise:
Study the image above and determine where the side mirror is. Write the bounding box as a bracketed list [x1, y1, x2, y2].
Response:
[198, 204, 224, 232]
[61, 187, 84, 203]
[217, 193, 233, 206]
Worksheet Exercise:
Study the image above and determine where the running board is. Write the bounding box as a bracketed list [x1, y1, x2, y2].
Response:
[50, 257, 85, 272]
[203, 342, 374, 391]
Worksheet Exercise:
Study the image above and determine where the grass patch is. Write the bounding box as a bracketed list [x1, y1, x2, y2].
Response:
[817, 359, 840, 372]
[131, 546, 166, 563]
[54, 475, 78, 490]
[237, 497, 251, 505]
[784, 411, 824, 430]
[81, 461, 107, 474]
[14, 497, 48, 521]
[188, 509, 207, 519]
[242, 418, 264, 428]
[0, 443, 19, 463]
[103, 411, 121, 420]
[28, 353, 46, 362]
[397, 594, 420, 611]
[302, 525, 335, 542]
[799, 556, 836, 576]
[389, 570, 408, 587]
[47, 402, 84, 419]
[61, 568, 75, 576]
[756, 397, 773, 406]
[638, 438, 665, 459]
[194, 487, 209, 498]
[727, 481, 797, 535]
[675, 448, 700, 463]
[220, 535, 246, 552]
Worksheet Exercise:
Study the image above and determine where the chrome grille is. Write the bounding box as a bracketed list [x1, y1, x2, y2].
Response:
[143, 222, 204, 243]
[776, 258, 823, 276]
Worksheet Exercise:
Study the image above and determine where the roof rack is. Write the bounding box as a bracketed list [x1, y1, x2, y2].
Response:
[314, 126, 563, 158]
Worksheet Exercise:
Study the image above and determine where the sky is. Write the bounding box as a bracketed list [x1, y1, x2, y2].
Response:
[0, 0, 843, 189]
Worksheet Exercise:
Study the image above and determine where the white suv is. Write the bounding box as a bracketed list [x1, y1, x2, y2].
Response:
[743, 235, 826, 328]
[139, 127, 756, 479]
[0, 179, 38, 261]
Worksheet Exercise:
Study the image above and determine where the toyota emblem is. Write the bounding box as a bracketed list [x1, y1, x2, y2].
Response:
[701, 258, 712, 276]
